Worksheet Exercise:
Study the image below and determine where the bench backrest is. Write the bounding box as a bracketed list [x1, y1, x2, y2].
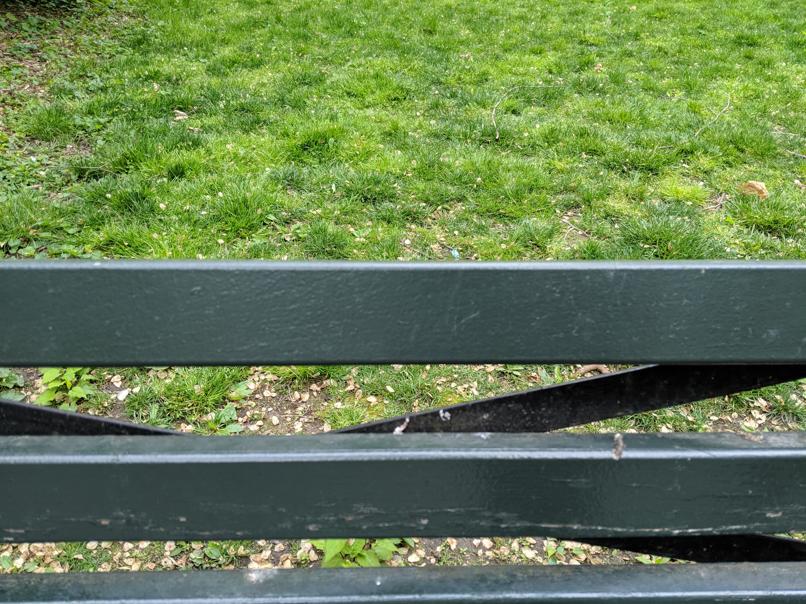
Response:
[2, 260, 804, 366]
[1, 260, 805, 603]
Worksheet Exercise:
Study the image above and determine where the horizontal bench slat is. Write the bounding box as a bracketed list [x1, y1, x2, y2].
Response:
[1, 260, 804, 365]
[2, 433, 805, 542]
[2, 564, 806, 603]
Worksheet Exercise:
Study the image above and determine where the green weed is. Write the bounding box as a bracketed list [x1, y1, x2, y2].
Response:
[311, 538, 412, 568]
[37, 367, 96, 409]
[0, 368, 25, 401]
[125, 367, 249, 426]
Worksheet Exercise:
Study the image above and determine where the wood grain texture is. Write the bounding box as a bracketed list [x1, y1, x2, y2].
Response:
[3, 563, 806, 603]
[1, 260, 804, 365]
[2, 432, 805, 542]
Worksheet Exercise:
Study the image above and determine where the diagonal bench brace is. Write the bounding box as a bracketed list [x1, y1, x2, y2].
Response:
[2, 363, 804, 563]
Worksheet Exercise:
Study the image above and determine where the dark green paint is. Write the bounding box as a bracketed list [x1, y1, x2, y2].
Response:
[2, 260, 805, 601]
[2, 433, 805, 543]
[2, 563, 805, 603]
[1, 261, 804, 365]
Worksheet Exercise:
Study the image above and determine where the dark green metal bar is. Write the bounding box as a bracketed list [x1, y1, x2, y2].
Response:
[1, 261, 804, 366]
[5, 365, 805, 436]
[0, 397, 175, 435]
[2, 433, 805, 543]
[343, 364, 806, 433]
[3, 564, 806, 603]
[576, 534, 806, 563]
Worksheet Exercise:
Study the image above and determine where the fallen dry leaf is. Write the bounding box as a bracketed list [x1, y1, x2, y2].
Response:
[740, 180, 769, 199]
[173, 109, 189, 121]
[574, 364, 610, 377]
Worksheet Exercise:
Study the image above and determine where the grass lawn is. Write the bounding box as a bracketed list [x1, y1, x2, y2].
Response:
[3, 0, 804, 263]
[1, 0, 805, 572]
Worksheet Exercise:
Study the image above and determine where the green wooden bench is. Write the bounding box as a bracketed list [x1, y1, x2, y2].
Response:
[1, 260, 805, 602]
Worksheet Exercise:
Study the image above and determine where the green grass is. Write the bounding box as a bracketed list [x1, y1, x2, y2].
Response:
[2, 0, 804, 263]
[125, 366, 249, 426]
[1, 0, 804, 433]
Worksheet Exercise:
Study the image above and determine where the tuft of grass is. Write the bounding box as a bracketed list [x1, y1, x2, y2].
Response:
[211, 187, 275, 239]
[510, 218, 559, 253]
[302, 220, 352, 258]
[657, 175, 709, 206]
[270, 365, 351, 387]
[728, 195, 804, 239]
[619, 214, 723, 259]
[55, 543, 113, 572]
[126, 367, 249, 426]
[18, 102, 78, 142]
[0, 190, 43, 241]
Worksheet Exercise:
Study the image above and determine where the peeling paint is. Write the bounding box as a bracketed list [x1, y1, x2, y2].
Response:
[612, 433, 625, 460]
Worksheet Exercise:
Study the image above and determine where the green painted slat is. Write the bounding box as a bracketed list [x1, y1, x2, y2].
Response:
[2, 433, 805, 542]
[2, 563, 806, 603]
[1, 261, 804, 365]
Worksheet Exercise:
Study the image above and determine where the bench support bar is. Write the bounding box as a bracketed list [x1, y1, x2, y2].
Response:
[345, 364, 806, 433]
[2, 564, 806, 603]
[4, 364, 804, 436]
[2, 433, 806, 543]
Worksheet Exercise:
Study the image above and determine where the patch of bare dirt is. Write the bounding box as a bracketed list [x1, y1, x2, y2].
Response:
[235, 369, 332, 435]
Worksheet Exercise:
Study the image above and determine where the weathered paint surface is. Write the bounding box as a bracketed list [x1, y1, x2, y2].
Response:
[1, 433, 805, 542]
[1, 260, 804, 365]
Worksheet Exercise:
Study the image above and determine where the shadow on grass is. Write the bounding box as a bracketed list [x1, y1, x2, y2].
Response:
[1, 0, 85, 22]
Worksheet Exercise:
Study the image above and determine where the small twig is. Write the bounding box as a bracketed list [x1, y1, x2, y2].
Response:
[655, 93, 733, 151]
[771, 127, 805, 141]
[491, 87, 516, 141]
[783, 149, 806, 160]
[692, 94, 731, 139]
[490, 84, 558, 141]
[705, 192, 729, 212]
[560, 217, 590, 238]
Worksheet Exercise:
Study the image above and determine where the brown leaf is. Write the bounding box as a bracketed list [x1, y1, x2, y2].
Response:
[739, 180, 769, 199]
[574, 364, 610, 377]
[173, 109, 189, 121]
